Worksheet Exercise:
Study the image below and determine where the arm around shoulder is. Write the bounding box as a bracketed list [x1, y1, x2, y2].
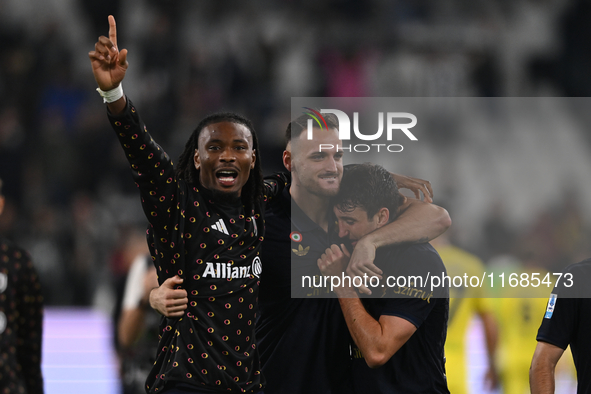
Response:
[365, 198, 451, 250]
[345, 198, 450, 285]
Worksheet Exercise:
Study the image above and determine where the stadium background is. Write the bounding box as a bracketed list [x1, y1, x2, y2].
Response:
[0, 0, 589, 392]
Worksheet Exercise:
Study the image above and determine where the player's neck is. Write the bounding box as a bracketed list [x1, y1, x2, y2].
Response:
[289, 184, 331, 232]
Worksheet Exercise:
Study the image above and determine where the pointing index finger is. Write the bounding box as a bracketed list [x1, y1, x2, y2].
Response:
[108, 15, 117, 48]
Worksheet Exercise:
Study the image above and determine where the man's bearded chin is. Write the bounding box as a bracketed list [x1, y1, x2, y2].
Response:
[292, 166, 339, 197]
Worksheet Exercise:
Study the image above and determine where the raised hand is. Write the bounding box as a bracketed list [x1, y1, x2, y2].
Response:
[88, 15, 128, 91]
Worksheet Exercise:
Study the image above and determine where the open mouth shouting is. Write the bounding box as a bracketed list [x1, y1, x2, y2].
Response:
[216, 168, 239, 187]
[195, 120, 256, 197]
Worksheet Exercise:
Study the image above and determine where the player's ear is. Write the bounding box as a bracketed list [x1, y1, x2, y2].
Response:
[283, 149, 292, 172]
[0, 196, 4, 217]
[194, 149, 200, 170]
[376, 207, 389, 228]
[250, 149, 256, 169]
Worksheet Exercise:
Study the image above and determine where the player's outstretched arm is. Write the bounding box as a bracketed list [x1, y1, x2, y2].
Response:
[530, 341, 564, 394]
[94, 16, 177, 229]
[347, 199, 451, 280]
[88, 15, 128, 114]
[149, 276, 188, 318]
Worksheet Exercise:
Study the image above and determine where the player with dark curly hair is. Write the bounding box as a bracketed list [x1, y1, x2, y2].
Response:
[89, 16, 283, 394]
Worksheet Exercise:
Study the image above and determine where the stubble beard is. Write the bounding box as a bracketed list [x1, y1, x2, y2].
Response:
[300, 175, 339, 199]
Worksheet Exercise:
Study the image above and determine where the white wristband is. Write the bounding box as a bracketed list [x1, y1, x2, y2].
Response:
[96, 84, 124, 103]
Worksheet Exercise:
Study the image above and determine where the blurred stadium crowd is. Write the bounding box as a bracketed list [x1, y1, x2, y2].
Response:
[0, 0, 590, 316]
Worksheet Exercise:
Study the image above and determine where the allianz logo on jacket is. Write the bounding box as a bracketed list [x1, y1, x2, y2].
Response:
[202, 257, 262, 279]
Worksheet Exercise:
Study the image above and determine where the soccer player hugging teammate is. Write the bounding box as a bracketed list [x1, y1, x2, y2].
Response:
[318, 163, 450, 394]
[89, 16, 284, 394]
[256, 114, 451, 394]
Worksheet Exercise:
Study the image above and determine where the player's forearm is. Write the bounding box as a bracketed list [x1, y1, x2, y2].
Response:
[263, 173, 290, 201]
[362, 199, 451, 249]
[530, 342, 563, 394]
[338, 297, 391, 368]
[118, 308, 146, 348]
[530, 343, 561, 394]
[107, 96, 176, 220]
[149, 286, 168, 316]
[108, 98, 169, 170]
[529, 361, 555, 394]
[106, 95, 127, 115]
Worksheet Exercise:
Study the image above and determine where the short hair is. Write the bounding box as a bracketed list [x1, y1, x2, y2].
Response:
[175, 112, 263, 209]
[285, 110, 339, 146]
[332, 163, 403, 220]
[0, 178, 3, 196]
